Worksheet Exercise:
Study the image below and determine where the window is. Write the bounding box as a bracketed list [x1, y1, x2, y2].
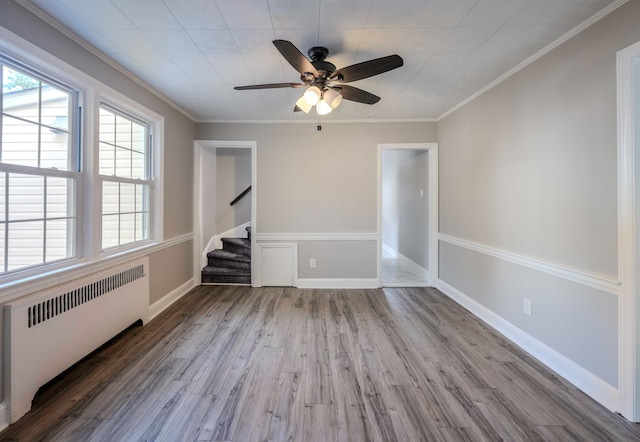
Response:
[0, 61, 79, 275]
[0, 34, 164, 287]
[98, 105, 151, 250]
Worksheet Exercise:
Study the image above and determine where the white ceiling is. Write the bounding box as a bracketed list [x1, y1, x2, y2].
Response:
[26, 0, 617, 122]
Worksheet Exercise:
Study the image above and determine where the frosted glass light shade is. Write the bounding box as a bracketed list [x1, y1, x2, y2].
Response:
[295, 95, 312, 113]
[323, 88, 343, 109]
[316, 99, 332, 115]
[303, 86, 321, 106]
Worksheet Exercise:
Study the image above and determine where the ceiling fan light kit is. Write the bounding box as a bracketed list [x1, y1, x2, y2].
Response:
[234, 40, 403, 116]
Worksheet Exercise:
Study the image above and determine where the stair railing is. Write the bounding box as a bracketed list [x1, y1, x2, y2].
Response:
[230, 185, 251, 206]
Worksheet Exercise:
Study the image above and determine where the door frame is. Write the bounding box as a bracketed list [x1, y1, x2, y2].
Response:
[618, 40, 640, 422]
[377, 143, 438, 287]
[193, 140, 257, 286]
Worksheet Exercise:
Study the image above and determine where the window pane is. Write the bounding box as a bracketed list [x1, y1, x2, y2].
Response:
[102, 181, 119, 215]
[3, 67, 39, 123]
[131, 150, 145, 179]
[2, 115, 39, 167]
[99, 107, 115, 143]
[41, 83, 69, 132]
[46, 218, 72, 262]
[40, 127, 70, 170]
[99, 142, 115, 176]
[135, 184, 147, 213]
[136, 211, 148, 241]
[47, 176, 73, 219]
[8, 220, 43, 271]
[115, 114, 131, 149]
[120, 213, 135, 244]
[102, 214, 119, 249]
[8, 173, 44, 221]
[131, 121, 145, 153]
[120, 183, 135, 213]
[115, 147, 131, 178]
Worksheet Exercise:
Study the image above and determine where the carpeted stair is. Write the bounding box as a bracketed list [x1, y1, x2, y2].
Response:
[201, 227, 251, 284]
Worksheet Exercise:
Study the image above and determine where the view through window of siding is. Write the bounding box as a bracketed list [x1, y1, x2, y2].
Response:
[0, 65, 76, 274]
[99, 106, 149, 249]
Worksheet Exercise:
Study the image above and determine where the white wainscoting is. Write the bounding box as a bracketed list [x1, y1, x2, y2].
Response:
[437, 234, 620, 412]
[436, 278, 619, 412]
[438, 234, 620, 295]
[253, 232, 378, 288]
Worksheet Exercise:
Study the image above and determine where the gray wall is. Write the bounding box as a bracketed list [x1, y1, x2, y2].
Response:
[196, 122, 436, 280]
[215, 148, 251, 235]
[382, 150, 429, 269]
[438, 1, 640, 386]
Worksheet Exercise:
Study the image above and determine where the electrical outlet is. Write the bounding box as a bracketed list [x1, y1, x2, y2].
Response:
[523, 298, 532, 316]
[310, 258, 316, 268]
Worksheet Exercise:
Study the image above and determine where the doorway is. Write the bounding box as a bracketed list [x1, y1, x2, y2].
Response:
[378, 143, 438, 287]
[193, 140, 257, 286]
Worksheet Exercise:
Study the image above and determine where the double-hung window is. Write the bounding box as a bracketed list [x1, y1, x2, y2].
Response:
[0, 60, 79, 275]
[98, 105, 151, 250]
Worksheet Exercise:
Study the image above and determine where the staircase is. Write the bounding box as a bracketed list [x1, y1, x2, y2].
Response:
[201, 227, 251, 285]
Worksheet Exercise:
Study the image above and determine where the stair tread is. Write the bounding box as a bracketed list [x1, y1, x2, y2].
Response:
[206, 249, 251, 262]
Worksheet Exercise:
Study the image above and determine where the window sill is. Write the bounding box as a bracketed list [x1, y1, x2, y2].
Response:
[0, 232, 193, 304]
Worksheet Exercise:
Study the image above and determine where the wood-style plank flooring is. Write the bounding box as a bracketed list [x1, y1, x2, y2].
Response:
[1, 285, 638, 441]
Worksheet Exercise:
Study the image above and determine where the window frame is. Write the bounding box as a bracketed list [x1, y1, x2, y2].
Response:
[94, 93, 163, 258]
[0, 25, 164, 289]
[0, 55, 84, 279]
[98, 103, 152, 252]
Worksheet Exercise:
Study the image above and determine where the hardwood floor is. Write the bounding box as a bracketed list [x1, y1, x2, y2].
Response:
[1, 285, 638, 441]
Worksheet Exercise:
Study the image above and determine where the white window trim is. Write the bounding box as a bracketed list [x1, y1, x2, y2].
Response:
[0, 25, 164, 295]
[95, 94, 164, 258]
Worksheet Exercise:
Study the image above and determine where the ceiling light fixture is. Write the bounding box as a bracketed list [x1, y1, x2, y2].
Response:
[303, 86, 321, 106]
[297, 86, 343, 115]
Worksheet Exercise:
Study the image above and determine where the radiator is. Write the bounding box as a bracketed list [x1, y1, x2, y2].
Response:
[3, 257, 150, 423]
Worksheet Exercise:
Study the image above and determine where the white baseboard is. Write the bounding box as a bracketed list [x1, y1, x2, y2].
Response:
[436, 279, 619, 412]
[149, 278, 196, 320]
[296, 278, 379, 289]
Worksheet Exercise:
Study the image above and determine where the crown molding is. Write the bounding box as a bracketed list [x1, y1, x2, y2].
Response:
[437, 0, 629, 121]
[14, 0, 197, 122]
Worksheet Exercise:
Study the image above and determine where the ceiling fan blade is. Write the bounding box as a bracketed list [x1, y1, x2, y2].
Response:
[330, 54, 403, 83]
[273, 40, 319, 77]
[334, 85, 380, 104]
[234, 82, 306, 90]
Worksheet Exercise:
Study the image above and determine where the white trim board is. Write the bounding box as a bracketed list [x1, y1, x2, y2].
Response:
[436, 279, 619, 412]
[192, 140, 258, 286]
[617, 39, 640, 422]
[437, 0, 629, 121]
[149, 278, 196, 321]
[0, 232, 193, 304]
[378, 143, 439, 288]
[296, 279, 379, 289]
[14, 0, 196, 122]
[438, 234, 620, 295]
[254, 233, 378, 241]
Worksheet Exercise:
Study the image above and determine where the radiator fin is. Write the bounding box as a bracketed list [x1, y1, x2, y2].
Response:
[27, 264, 144, 328]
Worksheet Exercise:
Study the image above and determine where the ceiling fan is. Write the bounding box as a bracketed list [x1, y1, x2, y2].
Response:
[234, 40, 403, 115]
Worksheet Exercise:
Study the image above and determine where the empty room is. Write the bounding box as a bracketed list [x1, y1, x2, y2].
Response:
[0, 0, 640, 440]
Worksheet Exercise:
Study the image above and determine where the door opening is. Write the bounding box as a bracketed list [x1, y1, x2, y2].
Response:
[378, 143, 438, 288]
